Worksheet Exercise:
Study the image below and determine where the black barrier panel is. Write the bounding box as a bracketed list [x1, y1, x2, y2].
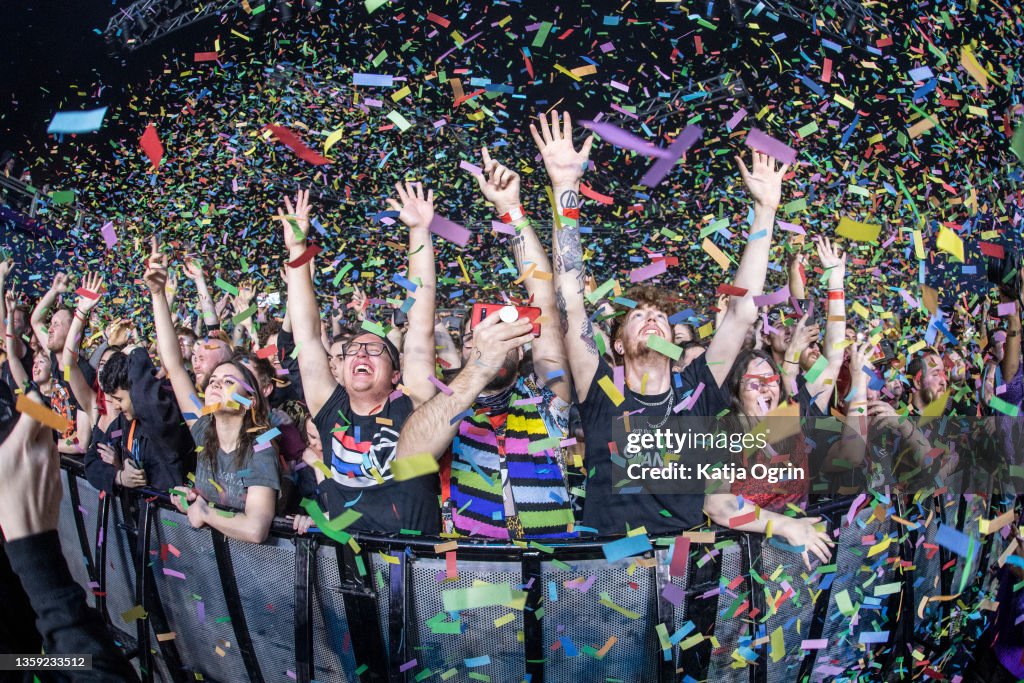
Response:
[759, 536, 824, 681]
[227, 536, 298, 680]
[51, 462, 1021, 683]
[312, 547, 356, 682]
[147, 505, 251, 682]
[541, 556, 658, 681]
[57, 470, 97, 609]
[813, 505, 896, 681]
[705, 539, 750, 683]
[407, 557, 525, 681]
[106, 497, 141, 644]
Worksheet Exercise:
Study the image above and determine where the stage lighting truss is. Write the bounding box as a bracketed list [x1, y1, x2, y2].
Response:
[725, 0, 885, 55]
[104, 0, 243, 53]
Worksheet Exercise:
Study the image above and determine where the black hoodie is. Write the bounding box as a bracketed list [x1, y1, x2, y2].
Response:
[84, 348, 195, 494]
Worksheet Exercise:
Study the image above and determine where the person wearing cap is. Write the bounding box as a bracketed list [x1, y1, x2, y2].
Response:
[395, 146, 576, 540]
[282, 187, 441, 534]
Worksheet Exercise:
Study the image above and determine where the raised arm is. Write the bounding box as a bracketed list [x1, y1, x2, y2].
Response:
[61, 272, 105, 417]
[145, 237, 201, 427]
[230, 282, 256, 349]
[279, 189, 337, 416]
[397, 313, 534, 460]
[529, 111, 598, 397]
[705, 152, 790, 386]
[1001, 290, 1021, 383]
[828, 340, 872, 469]
[4, 291, 29, 389]
[30, 273, 69, 348]
[183, 258, 219, 332]
[475, 147, 569, 401]
[0, 258, 12, 337]
[385, 182, 437, 408]
[815, 235, 848, 409]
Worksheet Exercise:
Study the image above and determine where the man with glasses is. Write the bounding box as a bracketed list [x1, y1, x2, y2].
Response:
[281, 186, 441, 534]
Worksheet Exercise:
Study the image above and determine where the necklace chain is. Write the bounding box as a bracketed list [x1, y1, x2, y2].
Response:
[631, 389, 674, 428]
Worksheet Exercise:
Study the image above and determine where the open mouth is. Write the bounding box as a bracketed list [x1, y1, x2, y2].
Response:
[353, 361, 374, 376]
[641, 324, 664, 338]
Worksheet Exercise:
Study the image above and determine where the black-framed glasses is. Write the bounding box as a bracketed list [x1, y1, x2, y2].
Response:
[342, 341, 387, 357]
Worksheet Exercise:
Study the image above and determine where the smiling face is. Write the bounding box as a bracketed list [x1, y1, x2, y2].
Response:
[341, 333, 400, 396]
[738, 357, 781, 417]
[46, 309, 72, 352]
[109, 388, 135, 421]
[616, 305, 672, 362]
[31, 352, 51, 384]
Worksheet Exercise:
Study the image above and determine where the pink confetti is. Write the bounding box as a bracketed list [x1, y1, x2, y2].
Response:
[629, 259, 668, 283]
[745, 128, 798, 164]
[428, 215, 471, 247]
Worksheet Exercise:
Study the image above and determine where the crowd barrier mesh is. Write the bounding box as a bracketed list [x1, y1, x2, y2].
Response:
[50, 460, 1018, 683]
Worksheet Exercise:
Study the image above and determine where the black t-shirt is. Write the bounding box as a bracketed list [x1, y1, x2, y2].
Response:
[0, 342, 31, 390]
[578, 355, 731, 536]
[314, 384, 439, 535]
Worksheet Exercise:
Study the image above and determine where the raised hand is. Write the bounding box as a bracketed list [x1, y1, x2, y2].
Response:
[734, 150, 790, 211]
[385, 181, 434, 230]
[814, 234, 846, 272]
[76, 272, 105, 314]
[350, 284, 368, 313]
[144, 236, 168, 295]
[466, 312, 535, 380]
[785, 314, 820, 363]
[474, 147, 521, 215]
[233, 281, 255, 312]
[0, 258, 13, 280]
[278, 189, 312, 254]
[529, 110, 594, 188]
[183, 258, 205, 282]
[50, 272, 70, 294]
[106, 319, 132, 347]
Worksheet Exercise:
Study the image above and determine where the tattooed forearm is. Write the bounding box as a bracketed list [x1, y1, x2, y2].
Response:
[556, 221, 584, 274]
[508, 234, 527, 269]
[555, 287, 569, 336]
[580, 317, 599, 357]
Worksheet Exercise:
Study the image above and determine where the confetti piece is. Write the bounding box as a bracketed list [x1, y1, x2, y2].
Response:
[47, 107, 108, 134]
[264, 124, 331, 165]
[428, 215, 471, 247]
[442, 583, 515, 612]
[835, 216, 881, 243]
[745, 128, 797, 164]
[15, 394, 71, 433]
[140, 124, 164, 169]
[391, 453, 440, 481]
[602, 534, 652, 563]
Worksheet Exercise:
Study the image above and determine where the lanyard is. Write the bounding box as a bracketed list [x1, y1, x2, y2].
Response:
[126, 419, 141, 466]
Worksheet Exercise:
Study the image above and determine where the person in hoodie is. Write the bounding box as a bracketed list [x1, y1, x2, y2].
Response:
[83, 345, 196, 494]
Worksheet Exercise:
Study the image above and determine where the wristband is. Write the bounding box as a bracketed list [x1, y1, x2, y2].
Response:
[500, 205, 525, 224]
[784, 359, 800, 365]
[827, 291, 845, 301]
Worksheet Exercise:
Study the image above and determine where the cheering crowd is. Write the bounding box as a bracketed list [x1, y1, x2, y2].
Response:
[1, 112, 1022, 679]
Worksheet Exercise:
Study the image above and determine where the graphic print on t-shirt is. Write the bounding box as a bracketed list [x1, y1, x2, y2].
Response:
[329, 421, 401, 488]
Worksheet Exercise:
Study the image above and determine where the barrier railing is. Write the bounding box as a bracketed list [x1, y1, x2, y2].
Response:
[54, 458, 1010, 683]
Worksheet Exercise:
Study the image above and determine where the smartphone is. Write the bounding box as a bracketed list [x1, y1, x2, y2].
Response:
[257, 292, 281, 307]
[471, 303, 542, 336]
[877, 340, 897, 366]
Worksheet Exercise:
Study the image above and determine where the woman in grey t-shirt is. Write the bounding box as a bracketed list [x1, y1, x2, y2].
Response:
[145, 241, 281, 544]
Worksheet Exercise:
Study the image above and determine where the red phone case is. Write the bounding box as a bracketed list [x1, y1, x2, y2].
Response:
[471, 303, 542, 336]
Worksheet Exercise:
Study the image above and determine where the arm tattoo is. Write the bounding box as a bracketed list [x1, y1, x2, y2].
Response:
[508, 234, 527, 269]
[555, 287, 569, 337]
[556, 221, 585, 274]
[559, 190, 581, 211]
[580, 317, 599, 357]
